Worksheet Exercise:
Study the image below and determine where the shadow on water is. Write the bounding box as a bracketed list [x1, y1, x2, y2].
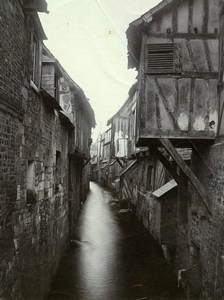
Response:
[45, 182, 185, 300]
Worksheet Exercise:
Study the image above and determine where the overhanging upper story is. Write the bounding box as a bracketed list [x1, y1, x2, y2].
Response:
[107, 83, 139, 157]
[127, 0, 223, 147]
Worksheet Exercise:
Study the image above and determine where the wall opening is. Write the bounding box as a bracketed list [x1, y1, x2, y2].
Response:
[55, 151, 61, 192]
[26, 161, 36, 204]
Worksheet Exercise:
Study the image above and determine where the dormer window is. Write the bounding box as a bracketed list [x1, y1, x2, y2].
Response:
[41, 54, 62, 103]
[145, 43, 175, 74]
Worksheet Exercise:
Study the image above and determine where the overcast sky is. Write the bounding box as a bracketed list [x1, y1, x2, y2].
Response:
[40, 0, 160, 140]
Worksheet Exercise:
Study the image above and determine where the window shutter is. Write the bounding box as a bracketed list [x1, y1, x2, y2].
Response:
[146, 43, 174, 74]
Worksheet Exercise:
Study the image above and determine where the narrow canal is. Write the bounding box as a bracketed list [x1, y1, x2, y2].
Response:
[46, 182, 185, 300]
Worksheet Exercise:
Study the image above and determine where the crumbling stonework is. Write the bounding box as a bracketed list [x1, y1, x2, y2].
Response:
[185, 141, 224, 299]
[0, 1, 95, 299]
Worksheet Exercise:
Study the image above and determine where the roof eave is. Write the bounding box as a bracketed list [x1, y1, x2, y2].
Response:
[23, 0, 49, 13]
[126, 0, 175, 69]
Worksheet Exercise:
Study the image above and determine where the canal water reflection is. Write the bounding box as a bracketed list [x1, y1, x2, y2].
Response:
[46, 182, 185, 300]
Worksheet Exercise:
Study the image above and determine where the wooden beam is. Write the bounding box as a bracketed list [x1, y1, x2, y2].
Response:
[116, 157, 123, 168]
[83, 157, 92, 168]
[151, 147, 181, 185]
[159, 138, 211, 215]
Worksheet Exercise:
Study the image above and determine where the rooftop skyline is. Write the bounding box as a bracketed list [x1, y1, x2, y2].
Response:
[40, 0, 161, 140]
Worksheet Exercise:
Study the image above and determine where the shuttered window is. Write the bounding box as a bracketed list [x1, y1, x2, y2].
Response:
[146, 43, 174, 74]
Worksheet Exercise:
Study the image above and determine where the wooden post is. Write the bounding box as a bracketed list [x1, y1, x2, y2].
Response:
[159, 138, 211, 215]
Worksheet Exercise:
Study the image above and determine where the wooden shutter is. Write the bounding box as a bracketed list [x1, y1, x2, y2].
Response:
[146, 43, 174, 74]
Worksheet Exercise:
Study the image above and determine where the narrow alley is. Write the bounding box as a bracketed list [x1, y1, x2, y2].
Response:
[46, 182, 185, 300]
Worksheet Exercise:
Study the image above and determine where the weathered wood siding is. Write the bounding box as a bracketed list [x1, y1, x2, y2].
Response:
[137, 0, 220, 146]
[59, 78, 91, 158]
[111, 90, 139, 157]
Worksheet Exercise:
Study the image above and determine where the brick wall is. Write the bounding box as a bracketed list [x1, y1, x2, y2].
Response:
[0, 97, 72, 299]
[0, 1, 91, 299]
[0, 0, 27, 114]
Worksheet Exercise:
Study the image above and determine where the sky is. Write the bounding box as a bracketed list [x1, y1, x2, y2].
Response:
[40, 0, 161, 140]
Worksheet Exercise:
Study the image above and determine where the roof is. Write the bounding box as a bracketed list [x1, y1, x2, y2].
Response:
[40, 88, 62, 111]
[126, 0, 175, 69]
[23, 0, 48, 13]
[152, 179, 177, 198]
[33, 13, 48, 40]
[42, 55, 55, 63]
[43, 45, 96, 128]
[58, 111, 75, 130]
[129, 0, 174, 28]
[118, 159, 138, 177]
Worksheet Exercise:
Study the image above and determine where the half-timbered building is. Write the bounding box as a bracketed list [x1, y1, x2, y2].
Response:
[127, 0, 224, 298]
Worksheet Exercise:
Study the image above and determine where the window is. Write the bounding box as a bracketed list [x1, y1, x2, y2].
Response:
[27, 161, 35, 190]
[26, 161, 36, 204]
[145, 43, 174, 74]
[31, 33, 42, 88]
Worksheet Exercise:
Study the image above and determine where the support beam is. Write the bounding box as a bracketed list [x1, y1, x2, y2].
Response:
[159, 138, 211, 215]
[116, 157, 123, 168]
[151, 146, 181, 185]
[83, 157, 92, 168]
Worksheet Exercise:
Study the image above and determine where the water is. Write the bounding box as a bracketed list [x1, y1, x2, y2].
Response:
[46, 182, 185, 300]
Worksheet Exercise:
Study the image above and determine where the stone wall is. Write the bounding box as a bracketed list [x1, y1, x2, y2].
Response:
[187, 140, 224, 299]
[0, 1, 92, 299]
[0, 96, 72, 299]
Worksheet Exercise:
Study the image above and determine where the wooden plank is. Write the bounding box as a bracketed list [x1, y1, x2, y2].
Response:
[207, 79, 218, 134]
[192, 79, 208, 131]
[177, 39, 193, 72]
[145, 77, 157, 130]
[177, 0, 189, 33]
[157, 78, 176, 131]
[160, 10, 173, 33]
[152, 78, 178, 129]
[146, 33, 218, 39]
[177, 78, 191, 131]
[203, 40, 213, 72]
[188, 78, 195, 131]
[172, 3, 178, 33]
[190, 40, 209, 71]
[202, 0, 208, 33]
[207, 40, 219, 72]
[208, 0, 220, 34]
[188, 0, 193, 33]
[192, 0, 204, 33]
[155, 94, 161, 130]
[159, 138, 211, 214]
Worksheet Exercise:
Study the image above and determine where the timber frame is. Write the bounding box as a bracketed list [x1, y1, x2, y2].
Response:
[152, 138, 211, 215]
